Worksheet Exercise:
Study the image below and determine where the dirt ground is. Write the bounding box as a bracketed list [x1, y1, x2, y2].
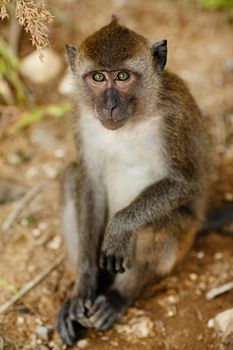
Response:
[0, 0, 233, 349]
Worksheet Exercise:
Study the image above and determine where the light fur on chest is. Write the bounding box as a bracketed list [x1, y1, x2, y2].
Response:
[79, 110, 168, 217]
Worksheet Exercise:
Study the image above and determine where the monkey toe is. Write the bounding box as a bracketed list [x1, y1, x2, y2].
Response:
[56, 299, 77, 346]
[68, 295, 94, 328]
[88, 291, 127, 330]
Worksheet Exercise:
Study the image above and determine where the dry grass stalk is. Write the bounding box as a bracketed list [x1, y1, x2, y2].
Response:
[0, 0, 9, 20]
[0, 0, 54, 58]
[16, 0, 54, 59]
[0, 252, 66, 314]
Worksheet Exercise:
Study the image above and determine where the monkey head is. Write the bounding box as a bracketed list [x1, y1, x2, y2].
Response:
[66, 16, 167, 130]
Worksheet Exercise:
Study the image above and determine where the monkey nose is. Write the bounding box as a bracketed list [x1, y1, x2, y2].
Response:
[107, 105, 118, 117]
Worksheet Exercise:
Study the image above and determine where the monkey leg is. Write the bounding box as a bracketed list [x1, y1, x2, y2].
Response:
[56, 163, 106, 346]
[88, 209, 198, 331]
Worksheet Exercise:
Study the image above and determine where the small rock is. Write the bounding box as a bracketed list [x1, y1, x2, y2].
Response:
[116, 314, 154, 341]
[214, 252, 223, 260]
[42, 163, 59, 179]
[35, 325, 53, 341]
[37, 346, 49, 350]
[189, 273, 198, 281]
[20, 49, 63, 85]
[196, 251, 205, 259]
[32, 228, 42, 238]
[110, 340, 119, 346]
[47, 235, 62, 250]
[77, 339, 88, 348]
[213, 308, 233, 333]
[17, 316, 25, 325]
[26, 167, 38, 179]
[166, 306, 177, 317]
[58, 70, 73, 95]
[167, 294, 179, 304]
[100, 336, 109, 341]
[207, 318, 214, 328]
[225, 193, 233, 201]
[38, 222, 47, 231]
[53, 148, 66, 159]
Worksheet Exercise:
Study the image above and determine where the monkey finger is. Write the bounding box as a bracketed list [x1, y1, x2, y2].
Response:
[106, 255, 117, 274]
[99, 252, 107, 270]
[115, 257, 125, 273]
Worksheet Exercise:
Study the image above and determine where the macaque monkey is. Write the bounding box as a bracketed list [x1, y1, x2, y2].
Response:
[56, 16, 212, 346]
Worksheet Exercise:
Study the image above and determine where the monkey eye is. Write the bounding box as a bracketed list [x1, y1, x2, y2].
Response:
[92, 72, 105, 82]
[116, 71, 129, 81]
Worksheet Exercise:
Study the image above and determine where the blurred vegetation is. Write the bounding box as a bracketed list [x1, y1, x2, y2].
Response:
[9, 103, 71, 132]
[0, 38, 27, 106]
[0, 40, 70, 132]
[196, 0, 233, 9]
[0, 0, 232, 134]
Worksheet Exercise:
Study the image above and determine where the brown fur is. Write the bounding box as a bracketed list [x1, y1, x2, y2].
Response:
[80, 16, 147, 69]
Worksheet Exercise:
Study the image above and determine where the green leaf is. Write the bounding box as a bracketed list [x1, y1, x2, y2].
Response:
[9, 103, 72, 132]
[45, 103, 71, 118]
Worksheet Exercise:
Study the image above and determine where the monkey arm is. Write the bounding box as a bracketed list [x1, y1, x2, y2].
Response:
[100, 175, 199, 273]
[117, 175, 198, 231]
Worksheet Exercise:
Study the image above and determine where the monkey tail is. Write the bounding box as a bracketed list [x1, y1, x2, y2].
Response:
[199, 202, 233, 235]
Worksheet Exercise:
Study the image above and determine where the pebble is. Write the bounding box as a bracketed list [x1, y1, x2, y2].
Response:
[196, 251, 205, 259]
[42, 163, 59, 179]
[166, 306, 177, 318]
[77, 339, 88, 348]
[213, 308, 233, 333]
[207, 318, 214, 328]
[32, 228, 42, 238]
[110, 340, 119, 346]
[20, 49, 63, 85]
[17, 316, 25, 325]
[100, 336, 109, 341]
[47, 235, 62, 250]
[26, 167, 38, 179]
[53, 148, 66, 159]
[116, 315, 154, 340]
[225, 193, 233, 201]
[189, 273, 198, 281]
[214, 252, 223, 260]
[38, 222, 48, 231]
[38, 346, 49, 350]
[35, 325, 53, 341]
[167, 294, 179, 304]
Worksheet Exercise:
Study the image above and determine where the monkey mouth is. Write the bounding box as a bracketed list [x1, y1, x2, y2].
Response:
[99, 117, 128, 130]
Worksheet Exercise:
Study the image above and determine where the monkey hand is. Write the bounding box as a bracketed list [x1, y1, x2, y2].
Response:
[100, 214, 133, 274]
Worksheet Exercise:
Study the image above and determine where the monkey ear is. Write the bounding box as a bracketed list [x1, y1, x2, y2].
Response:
[151, 40, 167, 72]
[65, 44, 78, 73]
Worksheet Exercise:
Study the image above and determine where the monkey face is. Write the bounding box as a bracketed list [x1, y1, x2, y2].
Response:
[83, 70, 140, 130]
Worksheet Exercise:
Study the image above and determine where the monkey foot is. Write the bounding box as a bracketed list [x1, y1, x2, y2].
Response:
[56, 298, 89, 346]
[87, 290, 128, 330]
